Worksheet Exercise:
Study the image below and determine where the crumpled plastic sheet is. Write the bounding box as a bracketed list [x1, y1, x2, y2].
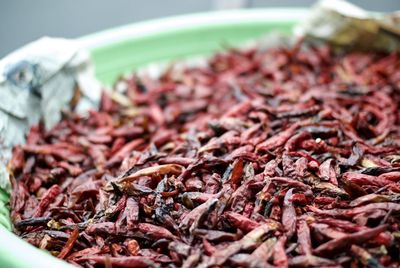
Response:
[295, 0, 400, 52]
[0, 37, 101, 229]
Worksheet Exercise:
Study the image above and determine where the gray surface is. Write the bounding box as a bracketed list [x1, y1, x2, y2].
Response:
[0, 0, 213, 57]
[1, 0, 399, 57]
[250, 0, 400, 11]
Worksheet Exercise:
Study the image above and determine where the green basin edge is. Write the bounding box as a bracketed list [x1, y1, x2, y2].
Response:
[80, 8, 308, 86]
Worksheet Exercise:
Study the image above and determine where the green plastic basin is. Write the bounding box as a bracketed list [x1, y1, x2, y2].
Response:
[0, 8, 307, 268]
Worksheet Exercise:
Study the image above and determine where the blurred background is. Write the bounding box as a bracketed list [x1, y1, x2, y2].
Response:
[1, 0, 399, 57]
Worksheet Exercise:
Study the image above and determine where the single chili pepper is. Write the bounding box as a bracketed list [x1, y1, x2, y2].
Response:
[181, 249, 201, 268]
[106, 194, 127, 217]
[378, 171, 400, 182]
[57, 228, 79, 259]
[284, 131, 311, 152]
[315, 218, 393, 246]
[229, 159, 244, 187]
[137, 223, 176, 240]
[273, 236, 288, 268]
[67, 246, 101, 261]
[179, 198, 218, 232]
[225, 211, 261, 233]
[251, 237, 276, 261]
[288, 255, 336, 267]
[256, 123, 299, 152]
[125, 197, 139, 229]
[282, 188, 296, 238]
[349, 194, 391, 207]
[33, 185, 61, 217]
[14, 217, 52, 227]
[319, 158, 338, 185]
[308, 202, 400, 217]
[115, 164, 184, 185]
[199, 223, 280, 268]
[193, 229, 237, 242]
[313, 224, 387, 256]
[297, 219, 312, 256]
[105, 138, 145, 167]
[271, 177, 311, 191]
[86, 222, 116, 235]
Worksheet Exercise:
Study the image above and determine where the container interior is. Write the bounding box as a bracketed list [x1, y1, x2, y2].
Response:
[0, 9, 307, 268]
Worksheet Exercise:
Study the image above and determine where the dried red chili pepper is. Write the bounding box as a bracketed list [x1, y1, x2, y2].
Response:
[9, 41, 400, 267]
[57, 228, 79, 259]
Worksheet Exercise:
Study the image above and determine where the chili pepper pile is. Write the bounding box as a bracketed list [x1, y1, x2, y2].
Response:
[9, 41, 400, 267]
